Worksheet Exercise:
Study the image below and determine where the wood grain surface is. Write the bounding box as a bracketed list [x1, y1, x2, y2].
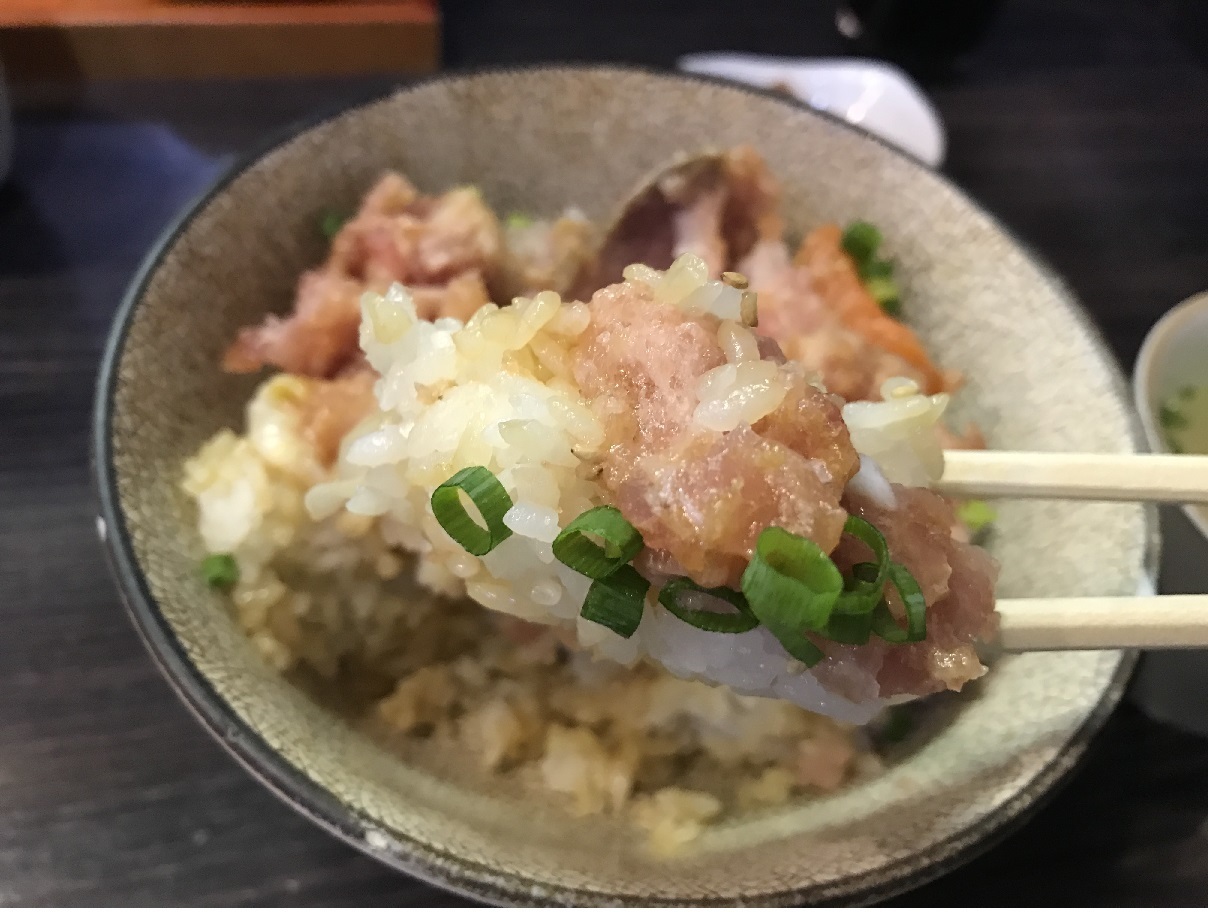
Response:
[0, 2, 439, 82]
[3, 0, 1208, 903]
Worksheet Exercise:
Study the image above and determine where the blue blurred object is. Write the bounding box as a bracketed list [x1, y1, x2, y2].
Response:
[1, 119, 227, 275]
[0, 110, 227, 338]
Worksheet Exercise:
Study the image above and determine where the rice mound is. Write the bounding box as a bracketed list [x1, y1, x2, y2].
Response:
[308, 285, 613, 641]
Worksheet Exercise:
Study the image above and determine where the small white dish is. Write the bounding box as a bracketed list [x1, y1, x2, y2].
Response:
[1133, 290, 1208, 541]
[677, 53, 947, 168]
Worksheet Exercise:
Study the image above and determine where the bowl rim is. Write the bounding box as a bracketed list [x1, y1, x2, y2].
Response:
[1131, 289, 1208, 542]
[675, 53, 949, 167]
[91, 62, 1152, 906]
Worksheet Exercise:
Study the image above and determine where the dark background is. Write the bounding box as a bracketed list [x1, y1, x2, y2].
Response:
[3, 0, 1208, 903]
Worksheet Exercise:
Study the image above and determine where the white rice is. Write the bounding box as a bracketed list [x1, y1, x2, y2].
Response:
[842, 377, 950, 487]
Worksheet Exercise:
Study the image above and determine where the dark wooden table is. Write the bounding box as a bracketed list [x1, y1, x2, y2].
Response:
[4, 0, 1208, 904]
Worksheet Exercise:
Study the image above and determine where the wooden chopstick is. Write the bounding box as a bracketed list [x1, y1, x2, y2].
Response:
[932, 454, 1208, 652]
[936, 451, 1208, 504]
[998, 595, 1208, 651]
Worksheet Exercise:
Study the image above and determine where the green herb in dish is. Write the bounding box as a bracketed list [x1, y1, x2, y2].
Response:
[740, 526, 844, 665]
[840, 221, 882, 263]
[319, 210, 349, 240]
[1160, 403, 1188, 431]
[657, 578, 760, 633]
[841, 220, 902, 316]
[431, 466, 515, 556]
[504, 212, 535, 229]
[956, 500, 997, 536]
[870, 562, 928, 643]
[200, 553, 239, 589]
[864, 276, 901, 316]
[552, 505, 644, 580]
[580, 565, 650, 637]
[831, 515, 891, 616]
[431, 467, 932, 662]
[1160, 385, 1208, 455]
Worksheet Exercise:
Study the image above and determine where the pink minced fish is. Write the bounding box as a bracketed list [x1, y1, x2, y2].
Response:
[225, 174, 500, 378]
[570, 273, 997, 705]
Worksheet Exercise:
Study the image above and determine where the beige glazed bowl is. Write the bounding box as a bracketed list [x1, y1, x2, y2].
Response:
[94, 66, 1155, 905]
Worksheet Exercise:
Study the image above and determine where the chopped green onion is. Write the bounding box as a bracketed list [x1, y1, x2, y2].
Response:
[769, 625, 826, 666]
[871, 562, 928, 644]
[834, 515, 891, 614]
[580, 565, 649, 637]
[1180, 385, 1197, 402]
[823, 604, 875, 645]
[841, 221, 902, 316]
[1160, 403, 1189, 431]
[956, 500, 997, 535]
[841, 221, 882, 264]
[505, 212, 535, 229]
[741, 527, 842, 666]
[200, 553, 239, 590]
[657, 578, 759, 633]
[319, 210, 348, 240]
[824, 562, 878, 645]
[552, 506, 644, 580]
[865, 276, 901, 316]
[859, 258, 895, 280]
[430, 467, 514, 556]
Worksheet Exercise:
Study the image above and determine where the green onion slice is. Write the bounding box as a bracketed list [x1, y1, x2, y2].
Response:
[842, 222, 902, 315]
[580, 565, 649, 638]
[552, 505, 644, 580]
[859, 258, 895, 281]
[841, 221, 882, 264]
[1159, 403, 1189, 431]
[956, 499, 997, 535]
[865, 276, 901, 316]
[767, 624, 826, 667]
[823, 563, 876, 645]
[200, 553, 239, 590]
[658, 578, 759, 634]
[319, 210, 348, 240]
[823, 608, 874, 645]
[871, 561, 928, 644]
[833, 515, 891, 616]
[430, 467, 514, 556]
[741, 526, 842, 666]
[504, 212, 535, 229]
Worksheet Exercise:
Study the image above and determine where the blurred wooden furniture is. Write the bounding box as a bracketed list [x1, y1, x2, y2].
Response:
[0, 1, 440, 83]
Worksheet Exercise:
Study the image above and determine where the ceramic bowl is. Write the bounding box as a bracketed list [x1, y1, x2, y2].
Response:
[677, 54, 947, 167]
[1133, 290, 1208, 541]
[94, 65, 1154, 905]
